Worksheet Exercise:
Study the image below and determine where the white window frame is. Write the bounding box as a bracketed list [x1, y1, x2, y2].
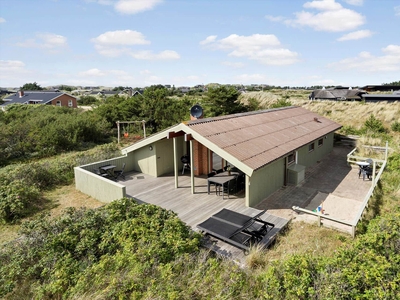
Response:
[287, 151, 296, 165]
[318, 138, 324, 147]
[68, 99, 73, 107]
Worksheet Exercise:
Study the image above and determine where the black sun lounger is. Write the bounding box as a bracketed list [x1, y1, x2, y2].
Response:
[197, 208, 275, 252]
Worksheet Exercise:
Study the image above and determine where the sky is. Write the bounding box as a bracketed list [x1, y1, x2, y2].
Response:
[0, 0, 399, 88]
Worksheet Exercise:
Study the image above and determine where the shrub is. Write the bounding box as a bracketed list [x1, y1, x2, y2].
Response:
[270, 98, 292, 109]
[363, 115, 387, 134]
[0, 198, 201, 298]
[391, 120, 400, 132]
[0, 179, 41, 223]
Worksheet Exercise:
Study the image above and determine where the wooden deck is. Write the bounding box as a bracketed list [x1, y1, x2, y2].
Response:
[122, 172, 289, 263]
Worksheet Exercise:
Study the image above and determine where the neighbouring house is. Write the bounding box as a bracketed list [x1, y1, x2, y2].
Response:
[1, 90, 77, 108]
[361, 92, 400, 102]
[89, 90, 118, 97]
[361, 85, 400, 92]
[309, 86, 366, 101]
[75, 106, 342, 207]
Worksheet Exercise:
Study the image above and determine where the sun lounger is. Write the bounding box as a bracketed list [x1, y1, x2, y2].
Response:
[197, 209, 274, 252]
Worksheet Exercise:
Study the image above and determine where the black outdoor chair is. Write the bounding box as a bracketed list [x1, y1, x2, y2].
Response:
[114, 163, 126, 180]
[217, 175, 238, 197]
[207, 171, 219, 194]
[360, 166, 373, 180]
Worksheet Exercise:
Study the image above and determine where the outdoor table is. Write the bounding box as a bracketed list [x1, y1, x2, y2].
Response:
[99, 165, 116, 178]
[207, 171, 239, 199]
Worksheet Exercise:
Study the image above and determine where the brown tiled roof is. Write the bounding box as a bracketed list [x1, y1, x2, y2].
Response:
[186, 106, 341, 171]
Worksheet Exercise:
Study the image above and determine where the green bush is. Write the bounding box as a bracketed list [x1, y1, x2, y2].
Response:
[0, 105, 111, 164]
[270, 98, 292, 109]
[340, 125, 361, 135]
[0, 143, 121, 223]
[0, 198, 200, 299]
[363, 115, 387, 134]
[0, 179, 41, 223]
[391, 121, 400, 132]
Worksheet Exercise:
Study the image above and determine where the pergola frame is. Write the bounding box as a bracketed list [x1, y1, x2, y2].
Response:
[116, 120, 146, 144]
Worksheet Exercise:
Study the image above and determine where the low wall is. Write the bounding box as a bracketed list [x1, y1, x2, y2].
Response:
[74, 156, 129, 203]
[74, 167, 126, 203]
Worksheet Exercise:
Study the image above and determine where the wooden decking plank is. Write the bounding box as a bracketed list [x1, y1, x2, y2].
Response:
[122, 172, 289, 263]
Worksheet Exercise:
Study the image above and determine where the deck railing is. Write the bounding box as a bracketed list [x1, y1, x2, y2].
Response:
[293, 142, 388, 238]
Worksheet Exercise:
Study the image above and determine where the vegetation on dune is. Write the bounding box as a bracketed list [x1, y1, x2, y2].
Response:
[0, 143, 120, 223]
[0, 85, 399, 299]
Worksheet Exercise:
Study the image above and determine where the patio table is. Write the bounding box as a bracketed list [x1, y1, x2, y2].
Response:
[99, 165, 117, 178]
[207, 171, 239, 199]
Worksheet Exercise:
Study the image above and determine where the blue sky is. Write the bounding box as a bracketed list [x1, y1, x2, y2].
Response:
[0, 0, 399, 88]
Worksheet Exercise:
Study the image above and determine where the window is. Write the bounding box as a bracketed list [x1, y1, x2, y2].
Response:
[308, 142, 315, 152]
[318, 138, 323, 147]
[68, 99, 73, 107]
[287, 151, 296, 164]
[56, 100, 61, 107]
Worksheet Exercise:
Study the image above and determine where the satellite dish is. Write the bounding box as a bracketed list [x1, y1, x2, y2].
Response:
[190, 104, 203, 119]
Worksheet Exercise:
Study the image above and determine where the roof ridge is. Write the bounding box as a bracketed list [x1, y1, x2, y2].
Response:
[187, 106, 298, 125]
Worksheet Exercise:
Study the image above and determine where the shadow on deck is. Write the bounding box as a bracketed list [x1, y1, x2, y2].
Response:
[122, 172, 289, 264]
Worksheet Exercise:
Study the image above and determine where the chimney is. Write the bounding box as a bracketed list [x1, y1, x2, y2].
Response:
[18, 90, 24, 98]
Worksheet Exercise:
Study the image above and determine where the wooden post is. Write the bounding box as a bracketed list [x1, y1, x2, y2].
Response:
[142, 120, 146, 138]
[117, 121, 120, 144]
[173, 138, 178, 188]
[190, 140, 195, 194]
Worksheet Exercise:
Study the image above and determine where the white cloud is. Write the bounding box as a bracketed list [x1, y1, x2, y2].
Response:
[91, 30, 150, 46]
[130, 50, 180, 60]
[265, 15, 284, 22]
[286, 0, 365, 32]
[115, 0, 163, 14]
[91, 30, 179, 60]
[0, 60, 25, 72]
[329, 44, 400, 72]
[222, 61, 245, 68]
[16, 33, 67, 50]
[395, 6, 400, 17]
[78, 68, 106, 77]
[337, 29, 373, 41]
[140, 69, 152, 75]
[199, 35, 217, 45]
[203, 34, 299, 65]
[343, 0, 364, 6]
[0, 17, 6, 23]
[303, 0, 342, 11]
[84, 0, 114, 5]
[0, 60, 33, 86]
[234, 73, 267, 83]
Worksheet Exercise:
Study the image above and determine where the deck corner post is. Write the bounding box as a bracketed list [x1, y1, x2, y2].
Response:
[190, 139, 195, 194]
[173, 138, 178, 188]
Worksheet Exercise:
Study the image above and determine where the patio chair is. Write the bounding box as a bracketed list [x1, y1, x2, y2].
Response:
[207, 171, 220, 194]
[114, 163, 126, 180]
[217, 175, 238, 197]
[360, 166, 373, 180]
